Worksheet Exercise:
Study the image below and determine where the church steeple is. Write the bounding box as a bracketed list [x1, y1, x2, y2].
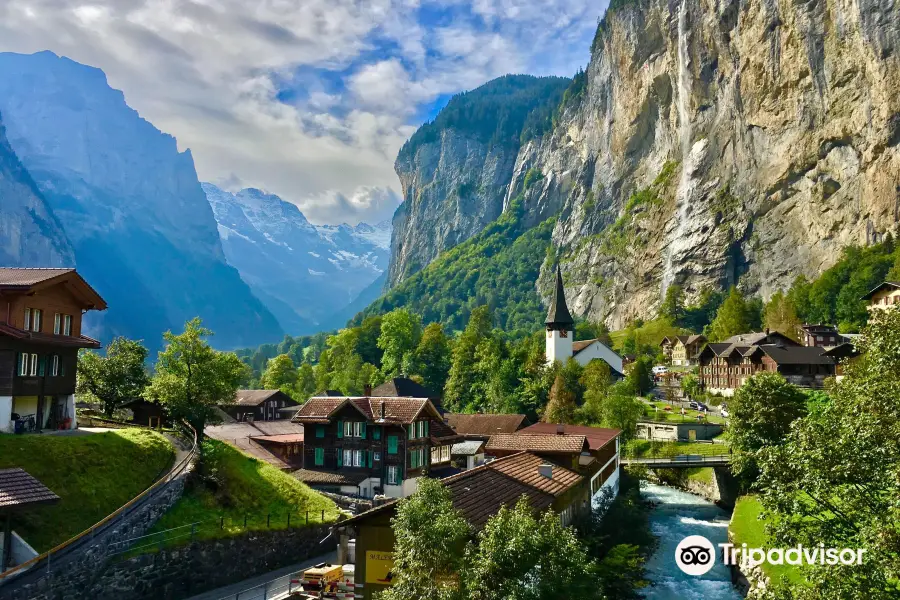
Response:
[546, 265, 574, 331]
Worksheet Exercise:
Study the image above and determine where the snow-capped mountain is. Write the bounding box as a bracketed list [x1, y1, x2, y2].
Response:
[204, 183, 390, 333]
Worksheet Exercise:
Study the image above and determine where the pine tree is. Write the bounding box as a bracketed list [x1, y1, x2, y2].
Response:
[764, 291, 802, 340]
[542, 373, 578, 424]
[707, 287, 752, 341]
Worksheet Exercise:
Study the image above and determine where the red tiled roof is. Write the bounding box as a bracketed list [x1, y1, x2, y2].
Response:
[294, 395, 439, 425]
[293, 397, 348, 421]
[518, 423, 620, 452]
[445, 413, 529, 437]
[293, 469, 369, 486]
[251, 434, 304, 444]
[0, 268, 106, 309]
[429, 418, 460, 442]
[344, 452, 583, 529]
[0, 468, 60, 508]
[485, 433, 588, 454]
[572, 339, 596, 353]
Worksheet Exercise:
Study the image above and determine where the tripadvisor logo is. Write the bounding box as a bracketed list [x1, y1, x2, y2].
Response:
[675, 535, 867, 576]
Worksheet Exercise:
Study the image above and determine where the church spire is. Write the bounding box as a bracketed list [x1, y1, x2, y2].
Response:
[546, 265, 574, 330]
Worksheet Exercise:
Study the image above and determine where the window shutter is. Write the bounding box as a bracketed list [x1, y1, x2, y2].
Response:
[388, 435, 397, 454]
[17, 353, 24, 376]
[424, 420, 429, 437]
[408, 424, 415, 439]
[367, 450, 373, 469]
[315, 447, 324, 466]
[360, 422, 366, 439]
[316, 425, 325, 438]
[60, 358, 66, 377]
[373, 426, 381, 440]
[409, 450, 415, 469]
[337, 448, 343, 467]
[337, 420, 344, 438]
[38, 356, 45, 377]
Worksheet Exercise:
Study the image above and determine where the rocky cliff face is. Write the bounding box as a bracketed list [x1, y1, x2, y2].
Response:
[205, 183, 390, 333]
[388, 0, 900, 328]
[0, 112, 74, 267]
[0, 51, 283, 349]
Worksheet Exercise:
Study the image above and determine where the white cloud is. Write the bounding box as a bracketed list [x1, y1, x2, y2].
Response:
[0, 0, 605, 224]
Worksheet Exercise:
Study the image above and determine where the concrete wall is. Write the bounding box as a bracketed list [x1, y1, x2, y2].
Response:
[85, 526, 331, 600]
[636, 421, 724, 442]
[572, 341, 624, 374]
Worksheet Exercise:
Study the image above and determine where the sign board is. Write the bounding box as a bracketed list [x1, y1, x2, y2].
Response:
[365, 551, 395, 585]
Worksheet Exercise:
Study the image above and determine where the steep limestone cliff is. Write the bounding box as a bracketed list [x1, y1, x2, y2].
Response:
[387, 0, 900, 329]
[0, 112, 74, 267]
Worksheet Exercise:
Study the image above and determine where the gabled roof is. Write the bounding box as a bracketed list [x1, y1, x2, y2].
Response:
[517, 423, 619, 452]
[675, 334, 705, 345]
[545, 265, 574, 328]
[0, 468, 60, 509]
[445, 413, 530, 437]
[701, 342, 740, 357]
[343, 451, 583, 529]
[722, 331, 799, 346]
[800, 324, 838, 334]
[429, 418, 461, 442]
[754, 345, 836, 366]
[451, 439, 486, 456]
[485, 433, 588, 454]
[293, 395, 442, 426]
[861, 281, 900, 300]
[230, 390, 298, 407]
[293, 469, 369, 486]
[0, 267, 107, 310]
[371, 377, 437, 399]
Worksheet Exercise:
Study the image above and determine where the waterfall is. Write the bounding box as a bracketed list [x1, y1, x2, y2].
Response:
[661, 0, 693, 294]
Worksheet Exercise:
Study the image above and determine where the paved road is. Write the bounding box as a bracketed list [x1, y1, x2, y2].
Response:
[185, 550, 337, 600]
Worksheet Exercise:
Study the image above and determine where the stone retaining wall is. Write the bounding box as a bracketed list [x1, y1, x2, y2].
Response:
[89, 526, 331, 600]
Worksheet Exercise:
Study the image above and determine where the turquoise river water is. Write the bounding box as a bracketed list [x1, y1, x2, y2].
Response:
[640, 483, 744, 600]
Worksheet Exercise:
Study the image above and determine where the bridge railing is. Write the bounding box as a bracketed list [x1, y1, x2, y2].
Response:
[0, 422, 198, 584]
[622, 454, 731, 465]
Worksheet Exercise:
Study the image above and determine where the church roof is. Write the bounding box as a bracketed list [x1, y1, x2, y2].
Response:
[546, 265, 574, 328]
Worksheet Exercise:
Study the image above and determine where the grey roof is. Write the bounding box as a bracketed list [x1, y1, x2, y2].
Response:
[756, 345, 836, 365]
[230, 390, 297, 407]
[545, 265, 574, 328]
[371, 377, 436, 399]
[0, 468, 60, 509]
[451, 440, 486, 456]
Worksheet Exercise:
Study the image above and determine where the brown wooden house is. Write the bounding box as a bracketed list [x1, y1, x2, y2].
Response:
[0, 268, 106, 434]
[444, 413, 530, 441]
[799, 324, 841, 347]
[292, 395, 460, 499]
[220, 390, 298, 422]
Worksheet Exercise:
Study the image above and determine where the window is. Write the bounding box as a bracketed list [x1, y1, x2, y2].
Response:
[387, 435, 398, 454]
[31, 309, 42, 332]
[24, 308, 30, 331]
[373, 427, 381, 440]
[343, 449, 353, 468]
[387, 465, 401, 486]
[353, 450, 364, 467]
[63, 314, 72, 336]
[54, 313, 61, 335]
[17, 353, 27, 376]
[344, 421, 353, 437]
[314, 448, 324, 466]
[374, 451, 381, 462]
[315, 425, 325, 438]
[29, 353, 37, 377]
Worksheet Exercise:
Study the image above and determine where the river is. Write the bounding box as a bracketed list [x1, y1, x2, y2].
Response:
[641, 483, 743, 600]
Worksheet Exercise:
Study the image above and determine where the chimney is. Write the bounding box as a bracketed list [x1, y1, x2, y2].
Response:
[556, 424, 565, 435]
[538, 464, 553, 480]
[364, 383, 372, 396]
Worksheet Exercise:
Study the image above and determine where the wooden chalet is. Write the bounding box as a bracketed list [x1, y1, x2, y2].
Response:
[220, 389, 298, 422]
[0, 268, 107, 433]
[337, 451, 589, 599]
[292, 394, 460, 499]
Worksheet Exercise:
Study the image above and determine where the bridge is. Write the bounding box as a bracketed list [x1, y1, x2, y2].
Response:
[621, 454, 731, 468]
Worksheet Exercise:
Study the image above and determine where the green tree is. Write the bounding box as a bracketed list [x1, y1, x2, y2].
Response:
[296, 362, 317, 401]
[602, 381, 643, 441]
[378, 478, 471, 600]
[76, 337, 149, 417]
[728, 372, 806, 482]
[260, 354, 298, 395]
[679, 373, 701, 401]
[578, 360, 612, 424]
[445, 307, 493, 411]
[357, 315, 384, 367]
[145, 318, 248, 439]
[682, 287, 725, 332]
[467, 497, 604, 600]
[764, 291, 801, 341]
[627, 356, 654, 396]
[378, 308, 423, 377]
[707, 287, 753, 341]
[411, 323, 452, 394]
[757, 308, 900, 598]
[660, 284, 685, 324]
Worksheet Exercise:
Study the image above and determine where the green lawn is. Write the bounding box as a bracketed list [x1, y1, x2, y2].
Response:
[730, 496, 806, 587]
[623, 440, 727, 459]
[642, 401, 726, 424]
[610, 318, 686, 352]
[0, 429, 174, 551]
[148, 439, 339, 547]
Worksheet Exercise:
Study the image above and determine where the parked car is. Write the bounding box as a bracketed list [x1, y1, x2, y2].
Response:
[720, 407, 730, 418]
[688, 401, 700, 410]
[697, 402, 709, 411]
[652, 365, 668, 375]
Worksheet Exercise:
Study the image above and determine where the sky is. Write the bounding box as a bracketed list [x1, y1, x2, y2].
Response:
[0, 0, 608, 225]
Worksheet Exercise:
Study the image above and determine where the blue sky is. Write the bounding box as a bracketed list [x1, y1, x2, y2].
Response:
[0, 0, 608, 224]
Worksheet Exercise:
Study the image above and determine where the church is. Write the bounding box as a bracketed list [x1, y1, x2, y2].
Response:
[545, 266, 625, 377]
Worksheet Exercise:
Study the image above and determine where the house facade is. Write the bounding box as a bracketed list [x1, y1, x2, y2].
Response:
[698, 341, 836, 395]
[863, 281, 900, 310]
[0, 268, 107, 434]
[292, 395, 460, 499]
[670, 335, 706, 366]
[220, 389, 298, 422]
[799, 324, 841, 347]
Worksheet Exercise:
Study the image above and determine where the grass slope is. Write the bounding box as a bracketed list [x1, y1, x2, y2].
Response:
[623, 440, 726, 458]
[610, 318, 685, 353]
[730, 495, 806, 587]
[0, 429, 174, 551]
[355, 200, 555, 337]
[151, 439, 338, 543]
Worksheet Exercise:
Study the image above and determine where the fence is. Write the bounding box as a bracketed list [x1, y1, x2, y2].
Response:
[106, 507, 340, 560]
[0, 422, 198, 584]
[214, 569, 306, 600]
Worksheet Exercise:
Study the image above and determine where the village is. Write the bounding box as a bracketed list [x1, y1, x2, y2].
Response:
[0, 264, 892, 600]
